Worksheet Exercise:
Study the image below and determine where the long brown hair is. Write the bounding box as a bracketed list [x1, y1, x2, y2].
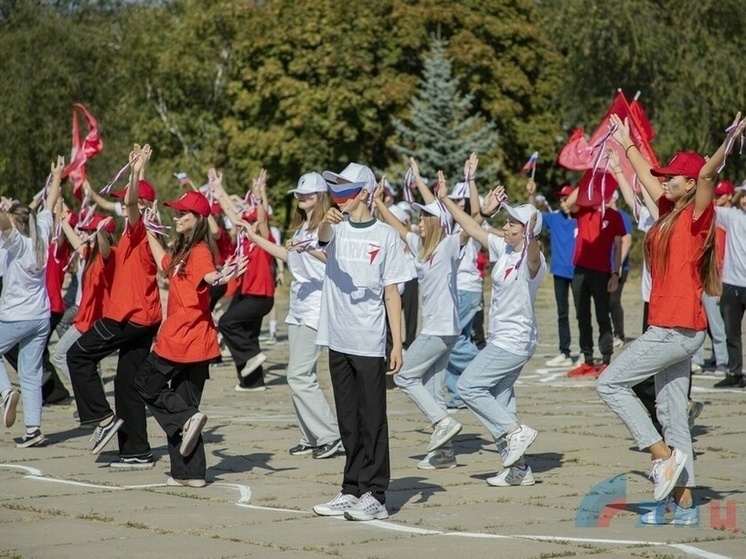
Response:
[166, 214, 217, 277]
[645, 188, 720, 296]
[289, 192, 333, 235]
[8, 203, 46, 269]
[417, 215, 446, 262]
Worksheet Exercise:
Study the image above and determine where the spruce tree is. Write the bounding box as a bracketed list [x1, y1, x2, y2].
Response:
[392, 35, 498, 182]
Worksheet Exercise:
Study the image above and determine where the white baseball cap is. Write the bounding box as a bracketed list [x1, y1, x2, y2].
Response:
[412, 200, 454, 229]
[388, 204, 409, 224]
[288, 172, 328, 195]
[396, 200, 412, 214]
[322, 162, 377, 192]
[504, 203, 543, 237]
[448, 182, 469, 199]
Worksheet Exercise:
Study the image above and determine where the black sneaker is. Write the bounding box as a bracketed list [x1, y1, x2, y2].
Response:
[289, 443, 315, 456]
[713, 375, 744, 389]
[16, 429, 45, 448]
[90, 416, 124, 454]
[312, 439, 343, 459]
[109, 456, 155, 471]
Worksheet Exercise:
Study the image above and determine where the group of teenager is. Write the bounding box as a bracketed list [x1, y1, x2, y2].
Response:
[1, 109, 745, 525]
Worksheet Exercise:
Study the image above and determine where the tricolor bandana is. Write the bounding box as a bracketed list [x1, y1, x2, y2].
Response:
[403, 168, 416, 203]
[328, 181, 366, 206]
[100, 154, 139, 195]
[717, 115, 745, 173]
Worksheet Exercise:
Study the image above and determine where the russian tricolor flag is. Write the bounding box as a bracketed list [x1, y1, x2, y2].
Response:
[521, 152, 539, 176]
[328, 181, 365, 206]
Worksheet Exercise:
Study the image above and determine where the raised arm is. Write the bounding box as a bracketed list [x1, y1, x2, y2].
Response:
[373, 179, 408, 241]
[437, 179, 490, 248]
[96, 221, 113, 260]
[125, 144, 151, 225]
[610, 114, 662, 201]
[410, 157, 435, 204]
[146, 230, 167, 272]
[525, 213, 542, 279]
[241, 221, 289, 262]
[60, 208, 87, 254]
[83, 179, 118, 213]
[44, 156, 64, 213]
[695, 113, 746, 217]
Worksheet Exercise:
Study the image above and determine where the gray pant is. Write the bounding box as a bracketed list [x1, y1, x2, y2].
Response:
[287, 324, 339, 447]
[394, 334, 458, 425]
[596, 326, 704, 487]
[693, 294, 728, 367]
[51, 325, 83, 380]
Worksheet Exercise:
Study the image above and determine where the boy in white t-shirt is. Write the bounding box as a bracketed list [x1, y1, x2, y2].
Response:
[312, 163, 412, 522]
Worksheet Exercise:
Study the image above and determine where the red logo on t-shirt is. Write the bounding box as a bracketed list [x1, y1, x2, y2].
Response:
[368, 243, 380, 264]
[504, 266, 515, 280]
[428, 253, 436, 268]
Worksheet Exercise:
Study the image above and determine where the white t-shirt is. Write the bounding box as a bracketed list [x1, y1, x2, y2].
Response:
[637, 206, 655, 303]
[456, 222, 488, 293]
[0, 247, 7, 277]
[405, 232, 462, 336]
[0, 209, 53, 321]
[285, 224, 326, 331]
[316, 219, 413, 357]
[716, 207, 746, 288]
[485, 234, 547, 356]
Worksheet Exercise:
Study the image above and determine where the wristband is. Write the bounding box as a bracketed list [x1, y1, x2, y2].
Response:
[479, 210, 494, 219]
[624, 145, 635, 157]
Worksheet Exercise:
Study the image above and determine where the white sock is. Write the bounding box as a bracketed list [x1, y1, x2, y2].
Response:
[269, 320, 277, 336]
[27, 427, 38, 435]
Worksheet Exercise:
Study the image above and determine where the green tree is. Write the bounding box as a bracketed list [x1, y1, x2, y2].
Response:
[392, 34, 498, 182]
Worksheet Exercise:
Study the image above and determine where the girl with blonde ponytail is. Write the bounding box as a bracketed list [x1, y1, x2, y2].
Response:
[0, 155, 63, 447]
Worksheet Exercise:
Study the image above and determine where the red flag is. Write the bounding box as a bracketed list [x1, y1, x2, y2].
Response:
[558, 128, 593, 170]
[61, 104, 103, 200]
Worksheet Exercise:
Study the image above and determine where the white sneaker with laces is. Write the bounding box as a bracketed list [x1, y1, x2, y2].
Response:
[312, 492, 359, 516]
[417, 448, 457, 470]
[545, 353, 573, 368]
[502, 425, 538, 467]
[427, 416, 462, 452]
[343, 492, 389, 521]
[486, 465, 535, 486]
[650, 448, 687, 501]
[180, 412, 207, 456]
[613, 337, 625, 349]
[240, 352, 267, 378]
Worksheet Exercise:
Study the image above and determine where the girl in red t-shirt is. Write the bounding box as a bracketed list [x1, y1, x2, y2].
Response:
[134, 190, 246, 487]
[596, 113, 746, 525]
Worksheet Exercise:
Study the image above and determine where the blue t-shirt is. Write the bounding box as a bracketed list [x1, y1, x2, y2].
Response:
[542, 211, 577, 280]
[610, 209, 632, 273]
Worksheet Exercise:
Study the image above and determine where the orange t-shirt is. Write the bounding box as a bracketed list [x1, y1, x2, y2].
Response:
[715, 226, 726, 274]
[105, 217, 162, 325]
[73, 248, 116, 333]
[153, 243, 220, 364]
[240, 236, 275, 297]
[645, 199, 714, 331]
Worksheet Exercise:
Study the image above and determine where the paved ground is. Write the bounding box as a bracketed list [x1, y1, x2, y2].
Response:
[1, 275, 745, 559]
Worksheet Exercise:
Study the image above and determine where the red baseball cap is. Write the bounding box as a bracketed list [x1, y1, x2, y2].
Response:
[111, 180, 157, 202]
[715, 180, 735, 197]
[650, 152, 706, 180]
[575, 170, 618, 207]
[78, 214, 116, 234]
[555, 185, 574, 197]
[164, 190, 211, 217]
[210, 202, 222, 215]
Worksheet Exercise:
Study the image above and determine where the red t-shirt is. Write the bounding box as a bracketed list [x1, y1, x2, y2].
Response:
[240, 236, 275, 297]
[215, 228, 235, 265]
[73, 248, 116, 333]
[715, 226, 726, 274]
[153, 243, 220, 364]
[45, 241, 72, 314]
[105, 217, 162, 325]
[646, 199, 714, 331]
[572, 207, 626, 273]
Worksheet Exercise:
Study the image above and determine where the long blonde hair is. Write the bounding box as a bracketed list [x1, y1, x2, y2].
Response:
[289, 192, 333, 235]
[417, 215, 446, 262]
[8, 203, 47, 269]
[645, 188, 720, 296]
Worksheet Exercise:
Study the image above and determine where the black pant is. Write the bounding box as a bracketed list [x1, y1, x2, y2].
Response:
[328, 349, 389, 505]
[572, 266, 613, 364]
[135, 353, 208, 480]
[632, 302, 662, 435]
[609, 269, 629, 340]
[554, 275, 573, 357]
[218, 293, 273, 389]
[42, 311, 71, 404]
[68, 318, 160, 459]
[209, 283, 228, 312]
[720, 283, 746, 376]
[401, 279, 418, 349]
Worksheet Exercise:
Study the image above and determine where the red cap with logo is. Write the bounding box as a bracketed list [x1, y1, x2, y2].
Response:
[650, 152, 706, 180]
[164, 190, 211, 217]
[111, 180, 157, 202]
[78, 214, 116, 233]
[714, 180, 735, 197]
[555, 185, 574, 197]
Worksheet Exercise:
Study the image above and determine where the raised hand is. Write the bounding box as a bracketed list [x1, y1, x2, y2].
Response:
[609, 114, 631, 148]
[464, 152, 478, 182]
[323, 207, 344, 225]
[526, 179, 536, 195]
[409, 157, 422, 181]
[436, 170, 447, 197]
[51, 155, 65, 179]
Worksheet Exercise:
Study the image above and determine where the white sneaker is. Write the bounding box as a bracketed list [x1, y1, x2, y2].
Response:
[167, 477, 206, 488]
[417, 448, 457, 470]
[545, 353, 573, 367]
[180, 412, 207, 456]
[613, 337, 625, 349]
[427, 417, 462, 452]
[486, 465, 535, 486]
[313, 492, 359, 516]
[234, 384, 267, 392]
[240, 352, 267, 378]
[343, 492, 389, 521]
[2, 390, 20, 428]
[264, 333, 277, 346]
[502, 425, 538, 467]
[650, 448, 687, 501]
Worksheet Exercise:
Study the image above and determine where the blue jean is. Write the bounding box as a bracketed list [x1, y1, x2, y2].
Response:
[597, 326, 704, 487]
[446, 290, 482, 407]
[457, 344, 530, 441]
[0, 318, 50, 428]
[692, 294, 728, 367]
[394, 334, 458, 425]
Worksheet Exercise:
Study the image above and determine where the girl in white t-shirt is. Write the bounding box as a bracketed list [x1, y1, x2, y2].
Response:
[374, 173, 468, 470]
[439, 185, 546, 487]
[243, 173, 342, 459]
[0, 156, 63, 448]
